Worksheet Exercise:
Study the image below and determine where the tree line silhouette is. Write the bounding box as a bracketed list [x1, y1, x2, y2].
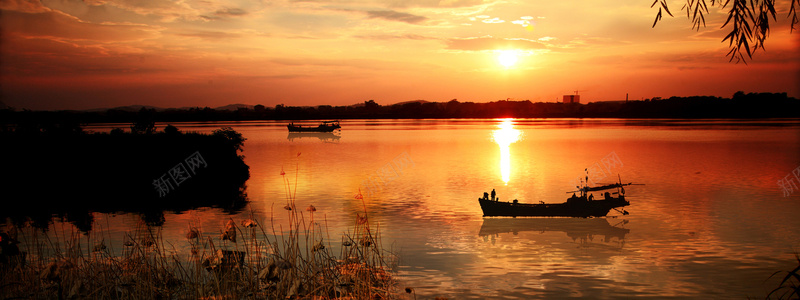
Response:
[0, 92, 797, 127]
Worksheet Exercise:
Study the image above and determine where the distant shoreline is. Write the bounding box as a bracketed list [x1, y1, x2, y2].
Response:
[1, 92, 798, 124]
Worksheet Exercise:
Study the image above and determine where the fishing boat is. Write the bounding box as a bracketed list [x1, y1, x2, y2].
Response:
[287, 121, 340, 132]
[479, 176, 637, 218]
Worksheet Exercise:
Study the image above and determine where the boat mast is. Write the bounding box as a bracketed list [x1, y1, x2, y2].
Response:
[582, 168, 589, 198]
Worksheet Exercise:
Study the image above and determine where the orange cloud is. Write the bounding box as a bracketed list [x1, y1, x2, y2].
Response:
[78, 0, 202, 22]
[0, 0, 50, 13]
[365, 10, 428, 24]
[1, 9, 159, 42]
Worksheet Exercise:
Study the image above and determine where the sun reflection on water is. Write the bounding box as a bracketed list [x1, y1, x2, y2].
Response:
[492, 119, 521, 185]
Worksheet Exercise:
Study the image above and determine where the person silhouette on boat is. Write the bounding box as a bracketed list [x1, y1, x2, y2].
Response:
[588, 194, 594, 201]
[491, 189, 496, 201]
[483, 192, 489, 200]
[604, 192, 611, 200]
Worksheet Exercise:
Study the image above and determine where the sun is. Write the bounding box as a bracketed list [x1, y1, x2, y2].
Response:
[497, 50, 519, 68]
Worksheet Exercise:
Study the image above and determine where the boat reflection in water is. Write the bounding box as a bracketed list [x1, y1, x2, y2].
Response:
[492, 119, 521, 185]
[479, 217, 629, 245]
[286, 132, 341, 143]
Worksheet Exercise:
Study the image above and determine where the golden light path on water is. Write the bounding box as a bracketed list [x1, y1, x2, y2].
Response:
[492, 119, 521, 185]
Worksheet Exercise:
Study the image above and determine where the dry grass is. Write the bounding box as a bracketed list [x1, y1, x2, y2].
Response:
[765, 254, 800, 300]
[0, 173, 398, 299]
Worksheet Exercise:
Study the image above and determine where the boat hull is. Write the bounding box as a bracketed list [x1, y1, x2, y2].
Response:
[287, 124, 340, 132]
[479, 197, 629, 218]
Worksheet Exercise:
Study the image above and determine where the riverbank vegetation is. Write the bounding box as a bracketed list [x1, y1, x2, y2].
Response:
[766, 254, 800, 300]
[0, 110, 402, 298]
[0, 200, 398, 299]
[0, 120, 250, 231]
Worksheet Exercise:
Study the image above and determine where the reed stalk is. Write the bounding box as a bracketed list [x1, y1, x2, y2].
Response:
[1, 176, 399, 299]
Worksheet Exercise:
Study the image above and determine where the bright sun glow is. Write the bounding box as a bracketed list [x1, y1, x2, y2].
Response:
[497, 51, 519, 68]
[492, 119, 521, 185]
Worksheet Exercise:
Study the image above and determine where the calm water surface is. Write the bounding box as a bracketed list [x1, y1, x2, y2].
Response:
[24, 119, 800, 298]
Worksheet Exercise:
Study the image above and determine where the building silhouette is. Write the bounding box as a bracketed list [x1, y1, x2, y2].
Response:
[563, 94, 580, 104]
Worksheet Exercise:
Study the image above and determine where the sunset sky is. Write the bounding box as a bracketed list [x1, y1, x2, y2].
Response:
[2, 0, 798, 110]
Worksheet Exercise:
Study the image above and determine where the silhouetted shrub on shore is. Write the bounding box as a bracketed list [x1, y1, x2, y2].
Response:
[0, 125, 250, 231]
[130, 107, 157, 134]
[164, 124, 180, 135]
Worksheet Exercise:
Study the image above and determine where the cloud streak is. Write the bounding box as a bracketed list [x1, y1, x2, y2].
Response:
[1, 9, 160, 42]
[80, 0, 203, 22]
[1, 0, 51, 13]
[366, 10, 428, 24]
[176, 30, 242, 40]
[355, 33, 438, 40]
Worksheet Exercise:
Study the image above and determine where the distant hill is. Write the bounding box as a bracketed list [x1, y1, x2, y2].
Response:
[85, 105, 164, 112]
[0, 100, 8, 110]
[87, 101, 400, 112]
[82, 104, 253, 112]
[392, 100, 429, 106]
[82, 104, 254, 113]
[214, 104, 254, 111]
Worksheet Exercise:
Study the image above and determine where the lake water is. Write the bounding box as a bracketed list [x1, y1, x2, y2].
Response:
[13, 119, 800, 298]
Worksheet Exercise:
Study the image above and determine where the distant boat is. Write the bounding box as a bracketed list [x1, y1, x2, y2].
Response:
[479, 176, 637, 218]
[287, 121, 340, 132]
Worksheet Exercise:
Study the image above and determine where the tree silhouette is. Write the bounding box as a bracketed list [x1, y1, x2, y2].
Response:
[652, 0, 799, 63]
[164, 124, 180, 135]
[131, 108, 156, 134]
[212, 127, 246, 152]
